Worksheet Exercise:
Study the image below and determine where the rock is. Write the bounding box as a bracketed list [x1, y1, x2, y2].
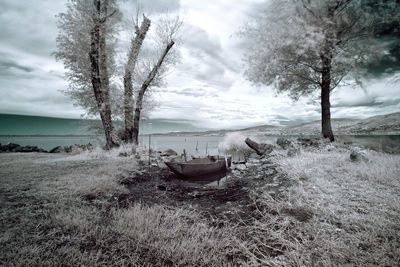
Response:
[1, 143, 21, 152]
[20, 146, 39, 152]
[287, 148, 301, 157]
[247, 158, 260, 164]
[325, 144, 335, 151]
[276, 138, 292, 149]
[49, 146, 65, 153]
[188, 191, 203, 198]
[1, 143, 47, 153]
[157, 185, 167, 191]
[297, 137, 320, 148]
[245, 138, 274, 156]
[82, 143, 94, 151]
[119, 152, 129, 157]
[162, 149, 178, 156]
[249, 153, 259, 159]
[233, 164, 247, 170]
[50, 143, 93, 154]
[14, 146, 24, 152]
[350, 151, 368, 162]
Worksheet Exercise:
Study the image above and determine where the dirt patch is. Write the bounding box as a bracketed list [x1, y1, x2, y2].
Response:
[79, 159, 294, 227]
[107, 167, 255, 226]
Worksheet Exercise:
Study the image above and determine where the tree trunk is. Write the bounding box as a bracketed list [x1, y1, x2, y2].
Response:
[124, 16, 151, 143]
[123, 74, 134, 142]
[132, 41, 175, 145]
[89, 0, 118, 149]
[321, 55, 335, 142]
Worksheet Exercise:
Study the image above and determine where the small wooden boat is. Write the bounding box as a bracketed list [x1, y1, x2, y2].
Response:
[165, 155, 232, 178]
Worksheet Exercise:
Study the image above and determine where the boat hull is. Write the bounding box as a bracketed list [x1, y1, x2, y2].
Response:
[165, 156, 231, 178]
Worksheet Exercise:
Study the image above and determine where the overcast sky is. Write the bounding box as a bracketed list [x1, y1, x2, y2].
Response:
[0, 0, 399, 129]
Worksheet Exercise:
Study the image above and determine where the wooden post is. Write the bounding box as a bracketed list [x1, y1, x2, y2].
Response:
[206, 143, 208, 155]
[148, 133, 151, 166]
[148, 122, 152, 167]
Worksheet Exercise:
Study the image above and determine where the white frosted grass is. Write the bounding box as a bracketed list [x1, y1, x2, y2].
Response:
[37, 145, 145, 198]
[246, 147, 400, 265]
[218, 132, 251, 151]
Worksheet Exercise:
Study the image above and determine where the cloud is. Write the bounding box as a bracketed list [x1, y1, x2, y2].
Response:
[120, 0, 180, 15]
[0, 0, 64, 57]
[0, 57, 33, 74]
[183, 25, 239, 73]
[0, 0, 399, 130]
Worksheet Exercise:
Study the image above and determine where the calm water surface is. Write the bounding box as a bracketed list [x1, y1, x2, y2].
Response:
[1, 134, 399, 154]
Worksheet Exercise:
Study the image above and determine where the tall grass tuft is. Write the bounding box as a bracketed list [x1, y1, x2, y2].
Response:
[218, 132, 254, 160]
[242, 147, 400, 266]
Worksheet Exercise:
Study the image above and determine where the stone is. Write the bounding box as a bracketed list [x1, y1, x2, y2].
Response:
[249, 153, 259, 159]
[157, 185, 167, 191]
[21, 146, 37, 152]
[234, 164, 247, 170]
[276, 138, 292, 149]
[297, 137, 320, 148]
[162, 149, 178, 156]
[49, 146, 65, 153]
[245, 138, 274, 156]
[14, 146, 24, 152]
[2, 143, 21, 152]
[350, 151, 368, 162]
[188, 191, 203, 198]
[287, 148, 301, 157]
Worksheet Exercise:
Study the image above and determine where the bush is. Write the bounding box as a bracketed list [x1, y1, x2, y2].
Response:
[218, 132, 254, 160]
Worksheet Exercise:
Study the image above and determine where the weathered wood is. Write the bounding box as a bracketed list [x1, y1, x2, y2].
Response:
[320, 36, 335, 142]
[124, 16, 151, 142]
[132, 41, 175, 145]
[245, 138, 273, 156]
[88, 0, 118, 149]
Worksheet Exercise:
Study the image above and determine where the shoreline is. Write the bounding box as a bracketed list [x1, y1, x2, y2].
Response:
[1, 141, 399, 265]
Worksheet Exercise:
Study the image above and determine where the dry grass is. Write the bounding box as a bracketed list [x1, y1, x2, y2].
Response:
[0, 151, 246, 266]
[1, 144, 399, 266]
[243, 146, 400, 266]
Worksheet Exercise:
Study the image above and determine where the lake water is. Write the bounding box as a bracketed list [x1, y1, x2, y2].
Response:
[1, 134, 399, 154]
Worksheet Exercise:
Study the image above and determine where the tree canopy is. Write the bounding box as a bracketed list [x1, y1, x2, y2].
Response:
[242, 0, 398, 140]
[55, 0, 181, 147]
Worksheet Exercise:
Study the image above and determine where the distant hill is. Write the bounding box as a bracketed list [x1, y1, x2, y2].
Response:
[0, 114, 94, 135]
[0, 114, 207, 135]
[232, 112, 400, 136]
[160, 112, 400, 136]
[1, 112, 398, 136]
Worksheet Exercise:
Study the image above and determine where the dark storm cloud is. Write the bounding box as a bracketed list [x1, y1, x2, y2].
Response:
[361, 0, 400, 77]
[0, 57, 33, 74]
[0, 0, 64, 57]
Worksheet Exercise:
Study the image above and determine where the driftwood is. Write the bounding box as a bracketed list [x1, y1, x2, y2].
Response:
[245, 138, 274, 156]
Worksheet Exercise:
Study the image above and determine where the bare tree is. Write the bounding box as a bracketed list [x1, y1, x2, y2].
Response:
[123, 14, 151, 142]
[56, 0, 181, 147]
[243, 0, 394, 141]
[123, 15, 182, 145]
[55, 0, 120, 149]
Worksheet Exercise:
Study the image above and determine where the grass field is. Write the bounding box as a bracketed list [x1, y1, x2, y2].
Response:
[1, 142, 399, 266]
